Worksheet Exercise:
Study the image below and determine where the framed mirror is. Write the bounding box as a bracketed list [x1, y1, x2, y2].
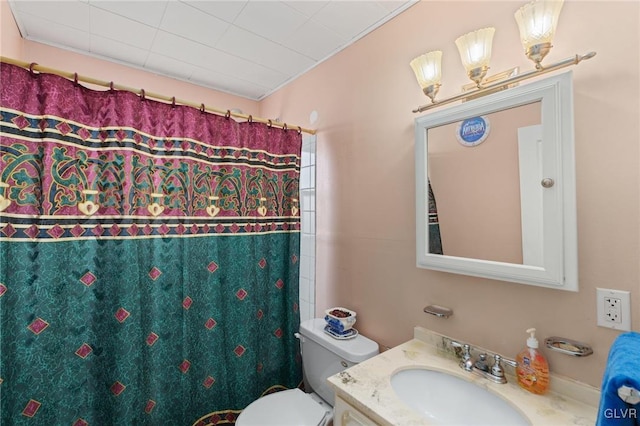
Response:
[415, 71, 578, 291]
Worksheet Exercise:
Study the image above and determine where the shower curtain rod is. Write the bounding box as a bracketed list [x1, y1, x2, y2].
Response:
[0, 56, 316, 135]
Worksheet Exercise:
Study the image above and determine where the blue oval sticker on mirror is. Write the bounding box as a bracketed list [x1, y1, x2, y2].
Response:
[456, 116, 490, 147]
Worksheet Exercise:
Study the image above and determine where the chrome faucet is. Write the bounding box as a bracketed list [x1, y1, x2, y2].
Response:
[451, 341, 474, 371]
[450, 341, 517, 384]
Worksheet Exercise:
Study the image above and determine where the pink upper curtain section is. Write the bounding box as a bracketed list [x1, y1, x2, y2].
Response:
[0, 63, 299, 155]
[0, 63, 302, 239]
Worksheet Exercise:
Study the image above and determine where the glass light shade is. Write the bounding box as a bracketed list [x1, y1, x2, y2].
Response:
[455, 27, 496, 72]
[410, 51, 443, 89]
[515, 0, 564, 50]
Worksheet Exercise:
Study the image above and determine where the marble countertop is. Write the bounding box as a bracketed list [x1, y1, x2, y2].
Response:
[327, 327, 600, 425]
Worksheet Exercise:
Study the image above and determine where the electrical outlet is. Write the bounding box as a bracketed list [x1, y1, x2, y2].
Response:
[604, 297, 621, 323]
[597, 288, 631, 331]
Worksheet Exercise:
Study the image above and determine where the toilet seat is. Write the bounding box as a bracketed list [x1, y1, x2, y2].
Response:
[235, 388, 330, 426]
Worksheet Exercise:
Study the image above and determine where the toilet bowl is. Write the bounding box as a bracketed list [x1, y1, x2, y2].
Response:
[236, 318, 379, 426]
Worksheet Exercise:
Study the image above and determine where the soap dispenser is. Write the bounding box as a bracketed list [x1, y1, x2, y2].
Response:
[515, 328, 550, 394]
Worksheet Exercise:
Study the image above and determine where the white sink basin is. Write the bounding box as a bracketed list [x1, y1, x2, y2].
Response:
[391, 368, 530, 425]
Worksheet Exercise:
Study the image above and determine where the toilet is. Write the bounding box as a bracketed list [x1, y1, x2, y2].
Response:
[236, 317, 379, 426]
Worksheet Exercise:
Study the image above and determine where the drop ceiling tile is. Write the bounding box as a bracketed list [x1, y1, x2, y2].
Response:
[376, 0, 415, 13]
[177, 44, 284, 88]
[18, 13, 90, 52]
[239, 64, 289, 89]
[89, 1, 168, 27]
[145, 53, 194, 80]
[233, 1, 308, 44]
[283, 19, 347, 60]
[182, 0, 248, 23]
[190, 66, 268, 100]
[282, 1, 329, 18]
[90, 7, 157, 50]
[216, 25, 315, 76]
[159, 2, 229, 47]
[311, 1, 388, 40]
[214, 25, 264, 63]
[90, 34, 148, 67]
[12, 0, 91, 32]
[151, 31, 220, 69]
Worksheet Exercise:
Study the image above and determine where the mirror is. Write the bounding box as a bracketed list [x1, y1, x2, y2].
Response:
[415, 71, 578, 290]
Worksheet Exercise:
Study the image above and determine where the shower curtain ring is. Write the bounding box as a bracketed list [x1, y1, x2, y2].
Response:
[297, 126, 302, 135]
[73, 73, 79, 86]
[28, 63, 38, 76]
[200, 104, 205, 114]
[109, 81, 114, 91]
[268, 119, 272, 128]
[171, 97, 176, 108]
[140, 89, 146, 101]
[248, 115, 253, 124]
[282, 123, 288, 131]
[225, 110, 231, 120]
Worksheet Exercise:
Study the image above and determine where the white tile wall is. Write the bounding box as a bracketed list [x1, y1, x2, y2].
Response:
[299, 135, 316, 323]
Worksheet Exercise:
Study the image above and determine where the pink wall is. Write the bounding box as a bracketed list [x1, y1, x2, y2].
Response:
[260, 1, 639, 388]
[2, 0, 639, 388]
[0, 0, 23, 58]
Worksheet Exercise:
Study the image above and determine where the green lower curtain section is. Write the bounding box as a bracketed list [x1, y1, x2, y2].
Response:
[0, 234, 302, 425]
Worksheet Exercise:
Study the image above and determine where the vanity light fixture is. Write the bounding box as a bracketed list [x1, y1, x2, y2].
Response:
[515, 0, 563, 69]
[409, 51, 442, 103]
[411, 0, 595, 113]
[455, 27, 495, 88]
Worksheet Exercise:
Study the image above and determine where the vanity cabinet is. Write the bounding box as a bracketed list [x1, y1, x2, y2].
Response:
[334, 395, 378, 426]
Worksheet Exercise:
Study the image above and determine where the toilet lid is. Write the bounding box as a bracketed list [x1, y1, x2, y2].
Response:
[236, 388, 329, 426]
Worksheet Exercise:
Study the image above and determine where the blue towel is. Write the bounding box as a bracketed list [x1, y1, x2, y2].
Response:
[597, 332, 640, 426]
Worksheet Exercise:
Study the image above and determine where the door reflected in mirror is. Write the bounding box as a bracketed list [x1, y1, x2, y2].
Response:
[427, 102, 542, 266]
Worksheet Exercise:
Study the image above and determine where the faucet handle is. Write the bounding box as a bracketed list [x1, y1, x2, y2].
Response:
[491, 354, 505, 378]
[491, 354, 517, 379]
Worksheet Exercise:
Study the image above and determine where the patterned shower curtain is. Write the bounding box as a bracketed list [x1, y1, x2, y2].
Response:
[428, 179, 443, 255]
[0, 63, 302, 425]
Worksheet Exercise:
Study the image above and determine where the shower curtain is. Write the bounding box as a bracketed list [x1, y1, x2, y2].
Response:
[428, 179, 443, 255]
[0, 63, 302, 425]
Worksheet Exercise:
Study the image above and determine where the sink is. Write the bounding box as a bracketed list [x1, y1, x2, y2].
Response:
[390, 368, 530, 425]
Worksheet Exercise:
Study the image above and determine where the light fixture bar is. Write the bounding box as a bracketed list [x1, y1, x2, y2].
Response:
[413, 51, 596, 113]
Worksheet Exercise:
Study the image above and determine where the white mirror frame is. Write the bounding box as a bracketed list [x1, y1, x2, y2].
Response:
[415, 71, 578, 291]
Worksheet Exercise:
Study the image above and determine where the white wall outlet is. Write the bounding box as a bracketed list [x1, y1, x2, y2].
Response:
[597, 288, 631, 331]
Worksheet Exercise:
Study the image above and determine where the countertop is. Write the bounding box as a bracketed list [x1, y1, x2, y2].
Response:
[327, 327, 599, 425]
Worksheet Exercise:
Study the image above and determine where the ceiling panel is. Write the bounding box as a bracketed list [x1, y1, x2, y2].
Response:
[232, 1, 307, 44]
[159, 1, 229, 47]
[90, 34, 148, 67]
[89, 7, 157, 49]
[18, 13, 91, 52]
[8, 0, 416, 100]
[90, 1, 168, 27]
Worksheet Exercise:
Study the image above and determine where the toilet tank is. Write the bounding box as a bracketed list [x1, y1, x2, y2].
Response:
[298, 318, 379, 406]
